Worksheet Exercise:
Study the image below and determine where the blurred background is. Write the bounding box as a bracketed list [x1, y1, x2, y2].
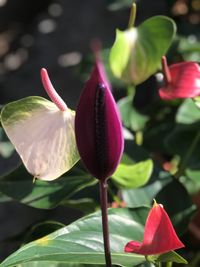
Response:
[0, 0, 199, 262]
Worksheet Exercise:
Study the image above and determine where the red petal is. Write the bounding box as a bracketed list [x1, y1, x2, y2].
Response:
[159, 62, 200, 100]
[125, 203, 184, 255]
[124, 241, 141, 253]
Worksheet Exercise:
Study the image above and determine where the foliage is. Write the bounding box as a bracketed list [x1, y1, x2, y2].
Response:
[0, 1, 200, 266]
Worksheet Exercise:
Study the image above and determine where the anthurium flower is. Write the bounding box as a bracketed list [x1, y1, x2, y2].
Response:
[159, 56, 200, 100]
[75, 52, 124, 181]
[1, 68, 79, 181]
[109, 11, 176, 85]
[125, 201, 184, 255]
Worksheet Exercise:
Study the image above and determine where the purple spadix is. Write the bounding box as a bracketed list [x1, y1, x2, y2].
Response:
[75, 52, 124, 181]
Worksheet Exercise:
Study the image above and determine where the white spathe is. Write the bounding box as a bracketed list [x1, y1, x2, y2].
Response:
[2, 97, 79, 181]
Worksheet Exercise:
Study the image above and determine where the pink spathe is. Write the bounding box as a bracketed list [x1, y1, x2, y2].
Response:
[159, 56, 200, 100]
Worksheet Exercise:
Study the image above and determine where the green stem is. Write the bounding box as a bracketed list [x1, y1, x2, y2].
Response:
[135, 131, 143, 146]
[166, 262, 172, 267]
[127, 84, 135, 97]
[99, 179, 112, 267]
[128, 3, 137, 28]
[175, 131, 200, 179]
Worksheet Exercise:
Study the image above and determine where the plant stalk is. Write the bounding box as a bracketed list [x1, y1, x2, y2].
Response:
[128, 3, 137, 28]
[166, 262, 172, 267]
[99, 179, 112, 267]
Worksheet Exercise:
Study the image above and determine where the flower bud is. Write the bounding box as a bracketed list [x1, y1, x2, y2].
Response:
[75, 55, 124, 181]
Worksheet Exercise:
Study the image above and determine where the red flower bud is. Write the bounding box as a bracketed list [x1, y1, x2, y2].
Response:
[75, 53, 124, 181]
[159, 56, 200, 100]
[125, 201, 184, 255]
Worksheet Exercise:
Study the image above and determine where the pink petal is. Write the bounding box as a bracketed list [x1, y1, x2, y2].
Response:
[124, 241, 141, 253]
[159, 62, 200, 100]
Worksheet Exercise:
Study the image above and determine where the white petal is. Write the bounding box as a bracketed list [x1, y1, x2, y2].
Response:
[1, 96, 79, 180]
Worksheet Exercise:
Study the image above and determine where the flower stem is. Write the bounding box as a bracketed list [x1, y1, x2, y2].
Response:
[161, 56, 171, 84]
[128, 3, 137, 28]
[175, 131, 200, 179]
[99, 179, 112, 267]
[166, 262, 173, 267]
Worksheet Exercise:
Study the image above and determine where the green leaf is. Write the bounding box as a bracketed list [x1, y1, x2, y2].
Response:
[112, 159, 153, 188]
[0, 192, 12, 202]
[1, 96, 80, 181]
[0, 208, 149, 267]
[23, 221, 65, 245]
[176, 99, 200, 124]
[110, 16, 176, 85]
[0, 165, 96, 209]
[148, 250, 188, 264]
[178, 36, 200, 62]
[193, 96, 200, 109]
[165, 125, 200, 168]
[0, 126, 14, 158]
[61, 198, 98, 214]
[122, 171, 171, 207]
[16, 263, 84, 267]
[144, 122, 175, 154]
[118, 96, 149, 131]
[186, 168, 200, 183]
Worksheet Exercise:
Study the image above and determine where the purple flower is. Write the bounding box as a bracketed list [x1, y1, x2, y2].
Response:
[75, 53, 124, 181]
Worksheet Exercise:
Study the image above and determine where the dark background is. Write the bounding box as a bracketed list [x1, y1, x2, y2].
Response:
[0, 0, 199, 261]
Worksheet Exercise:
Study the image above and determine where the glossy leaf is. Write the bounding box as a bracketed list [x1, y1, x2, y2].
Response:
[176, 99, 200, 124]
[61, 198, 98, 214]
[112, 159, 153, 188]
[22, 221, 65, 245]
[110, 16, 176, 85]
[16, 263, 84, 267]
[122, 170, 171, 207]
[165, 125, 200, 167]
[118, 96, 149, 131]
[0, 165, 96, 209]
[1, 96, 79, 181]
[0, 208, 149, 267]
